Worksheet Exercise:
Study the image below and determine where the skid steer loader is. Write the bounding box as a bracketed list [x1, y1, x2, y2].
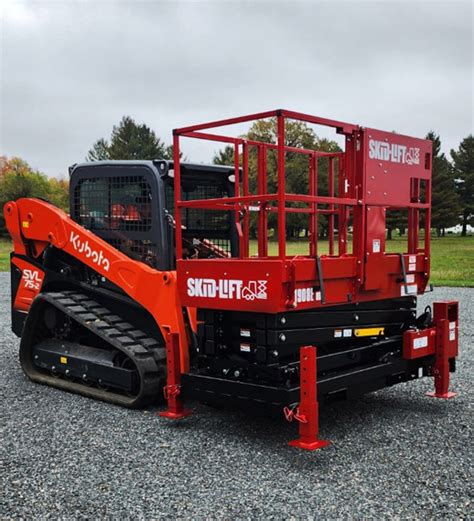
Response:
[5, 110, 458, 450]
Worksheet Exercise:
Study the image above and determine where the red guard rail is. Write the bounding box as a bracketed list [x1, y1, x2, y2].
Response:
[173, 109, 433, 313]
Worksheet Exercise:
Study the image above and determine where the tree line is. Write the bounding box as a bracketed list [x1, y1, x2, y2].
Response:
[0, 156, 69, 234]
[213, 120, 473, 239]
[1, 116, 472, 238]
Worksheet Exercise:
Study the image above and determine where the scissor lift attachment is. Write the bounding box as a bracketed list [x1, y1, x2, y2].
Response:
[3, 109, 460, 453]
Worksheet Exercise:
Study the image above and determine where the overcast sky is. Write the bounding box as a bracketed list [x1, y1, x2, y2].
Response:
[1, 0, 473, 177]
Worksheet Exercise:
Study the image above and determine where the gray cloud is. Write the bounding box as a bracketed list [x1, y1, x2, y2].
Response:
[1, 0, 472, 177]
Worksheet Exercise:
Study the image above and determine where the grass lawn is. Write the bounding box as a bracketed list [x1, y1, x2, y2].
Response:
[0, 239, 10, 272]
[249, 235, 474, 287]
[0, 236, 472, 287]
[415, 236, 474, 287]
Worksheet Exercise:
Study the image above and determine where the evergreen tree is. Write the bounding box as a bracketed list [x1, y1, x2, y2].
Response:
[87, 138, 109, 161]
[451, 135, 474, 236]
[427, 131, 460, 236]
[213, 146, 234, 166]
[87, 116, 173, 161]
[386, 210, 407, 241]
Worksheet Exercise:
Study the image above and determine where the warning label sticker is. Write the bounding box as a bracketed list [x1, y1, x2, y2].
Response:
[413, 336, 428, 349]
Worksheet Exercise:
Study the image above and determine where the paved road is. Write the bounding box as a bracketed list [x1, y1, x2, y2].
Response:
[1, 273, 472, 518]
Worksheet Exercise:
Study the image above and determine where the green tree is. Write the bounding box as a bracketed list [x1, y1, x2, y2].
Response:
[87, 138, 110, 161]
[386, 210, 408, 241]
[451, 135, 474, 236]
[0, 157, 53, 234]
[48, 177, 70, 211]
[213, 119, 341, 239]
[213, 146, 234, 166]
[427, 131, 460, 236]
[87, 116, 174, 161]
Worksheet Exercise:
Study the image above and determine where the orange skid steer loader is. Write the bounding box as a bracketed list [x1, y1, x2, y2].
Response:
[5, 110, 459, 450]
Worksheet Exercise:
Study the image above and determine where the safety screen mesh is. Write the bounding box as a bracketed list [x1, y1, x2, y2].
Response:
[107, 238, 159, 268]
[74, 176, 152, 232]
[165, 180, 233, 258]
[73, 176, 159, 268]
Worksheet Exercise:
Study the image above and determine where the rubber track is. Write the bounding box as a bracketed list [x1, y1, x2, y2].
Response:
[20, 290, 166, 408]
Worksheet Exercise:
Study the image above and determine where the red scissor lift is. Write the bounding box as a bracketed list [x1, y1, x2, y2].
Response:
[168, 110, 458, 450]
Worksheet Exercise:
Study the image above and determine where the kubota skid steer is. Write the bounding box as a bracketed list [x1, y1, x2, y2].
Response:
[5, 110, 459, 450]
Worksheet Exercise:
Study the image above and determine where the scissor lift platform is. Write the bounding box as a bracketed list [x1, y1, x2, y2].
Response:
[160, 109, 458, 450]
[173, 109, 433, 313]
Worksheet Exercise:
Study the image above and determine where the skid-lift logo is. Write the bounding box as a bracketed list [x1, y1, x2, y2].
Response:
[368, 139, 420, 166]
[187, 278, 268, 301]
[22, 269, 43, 291]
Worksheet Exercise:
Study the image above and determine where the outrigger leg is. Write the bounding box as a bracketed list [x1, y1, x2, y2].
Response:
[159, 332, 192, 419]
[426, 302, 459, 399]
[285, 346, 330, 451]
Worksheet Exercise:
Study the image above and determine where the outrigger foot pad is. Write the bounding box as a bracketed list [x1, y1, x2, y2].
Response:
[425, 391, 458, 399]
[159, 409, 193, 420]
[288, 439, 330, 451]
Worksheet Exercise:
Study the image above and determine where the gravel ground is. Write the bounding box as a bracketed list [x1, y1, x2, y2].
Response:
[1, 272, 472, 519]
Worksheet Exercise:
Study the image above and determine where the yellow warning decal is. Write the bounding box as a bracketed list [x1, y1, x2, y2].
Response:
[22, 221, 29, 228]
[60, 356, 68, 364]
[354, 327, 385, 337]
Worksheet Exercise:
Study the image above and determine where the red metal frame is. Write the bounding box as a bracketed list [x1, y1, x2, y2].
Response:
[402, 300, 458, 398]
[426, 301, 459, 399]
[403, 327, 436, 359]
[174, 109, 433, 313]
[285, 346, 330, 451]
[159, 332, 192, 419]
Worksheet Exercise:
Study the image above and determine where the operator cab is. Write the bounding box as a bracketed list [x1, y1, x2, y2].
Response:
[69, 160, 238, 271]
